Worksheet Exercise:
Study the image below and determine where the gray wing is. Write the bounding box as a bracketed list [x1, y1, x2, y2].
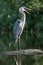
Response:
[13, 20, 22, 43]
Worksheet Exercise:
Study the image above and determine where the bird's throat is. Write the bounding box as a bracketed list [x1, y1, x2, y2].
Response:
[21, 12, 26, 22]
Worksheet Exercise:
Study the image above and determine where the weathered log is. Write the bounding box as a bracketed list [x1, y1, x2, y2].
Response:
[0, 49, 43, 55]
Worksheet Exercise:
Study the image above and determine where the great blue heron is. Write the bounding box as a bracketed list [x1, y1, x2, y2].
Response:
[13, 6, 30, 43]
[13, 6, 30, 65]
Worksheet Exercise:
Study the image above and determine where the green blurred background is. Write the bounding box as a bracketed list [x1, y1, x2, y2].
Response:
[0, 0, 43, 65]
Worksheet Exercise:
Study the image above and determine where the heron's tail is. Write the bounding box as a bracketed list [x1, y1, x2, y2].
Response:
[14, 38, 17, 43]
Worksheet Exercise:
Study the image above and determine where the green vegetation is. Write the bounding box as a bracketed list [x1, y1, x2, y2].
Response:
[0, 0, 43, 65]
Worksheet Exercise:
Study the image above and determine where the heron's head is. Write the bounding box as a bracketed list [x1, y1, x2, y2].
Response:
[19, 6, 31, 14]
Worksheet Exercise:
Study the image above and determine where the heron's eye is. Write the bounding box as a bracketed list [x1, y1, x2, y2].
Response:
[18, 21, 20, 23]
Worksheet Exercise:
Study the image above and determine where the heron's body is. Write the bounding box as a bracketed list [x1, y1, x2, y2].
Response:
[13, 9, 26, 43]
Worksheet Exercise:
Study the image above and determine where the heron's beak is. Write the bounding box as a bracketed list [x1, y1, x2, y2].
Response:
[24, 7, 31, 14]
[25, 10, 30, 14]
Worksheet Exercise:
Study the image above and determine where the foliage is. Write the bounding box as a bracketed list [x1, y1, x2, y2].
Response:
[0, 0, 43, 65]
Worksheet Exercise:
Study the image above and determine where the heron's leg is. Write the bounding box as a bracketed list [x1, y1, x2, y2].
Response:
[15, 38, 20, 65]
[15, 37, 21, 65]
[18, 37, 21, 65]
[15, 39, 19, 65]
[18, 36, 21, 50]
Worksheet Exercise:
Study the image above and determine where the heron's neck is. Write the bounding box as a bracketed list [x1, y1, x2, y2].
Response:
[21, 12, 26, 22]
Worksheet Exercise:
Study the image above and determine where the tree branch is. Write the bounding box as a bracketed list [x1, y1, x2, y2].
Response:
[0, 49, 43, 55]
